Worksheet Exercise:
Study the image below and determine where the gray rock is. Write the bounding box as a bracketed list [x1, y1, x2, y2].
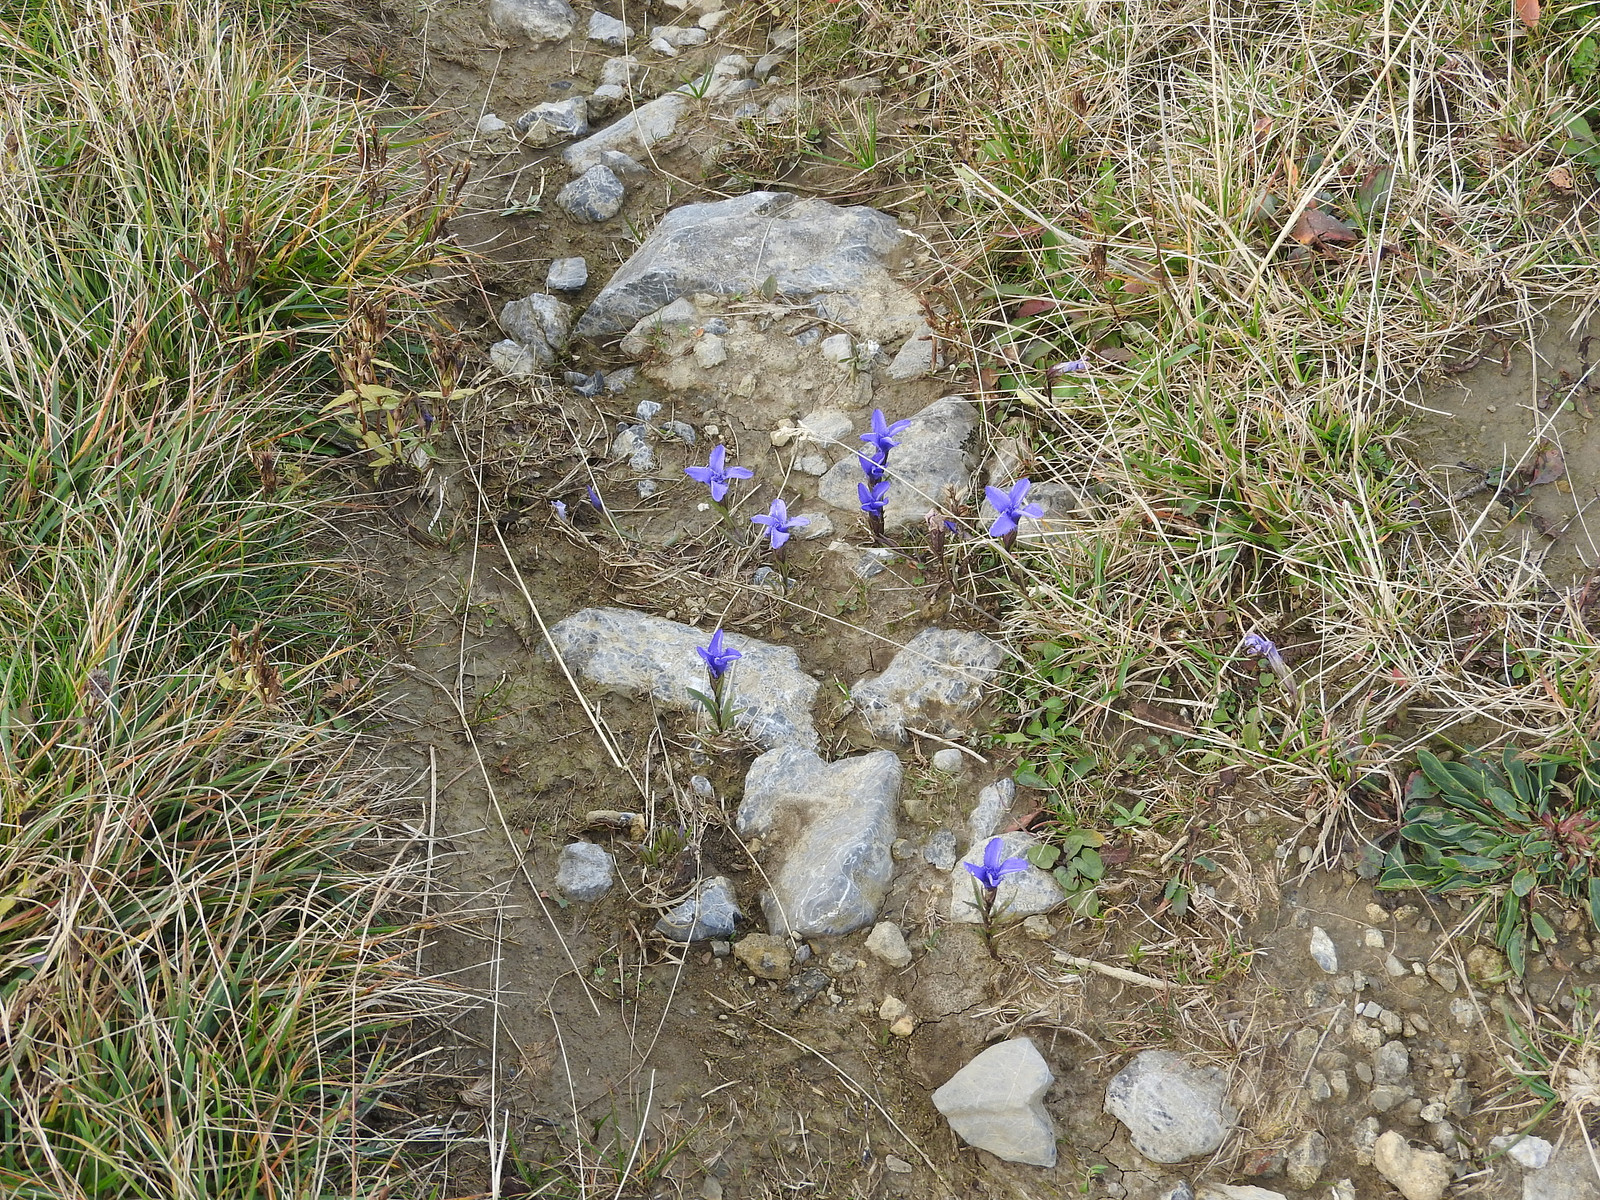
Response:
[968, 778, 1014, 845]
[477, 113, 511, 136]
[555, 842, 614, 901]
[1372, 1131, 1449, 1200]
[1160, 1186, 1196, 1200]
[599, 149, 649, 177]
[599, 54, 643, 86]
[1525, 1141, 1600, 1199]
[1285, 1130, 1329, 1189]
[733, 932, 793, 979]
[547, 256, 588, 292]
[924, 830, 957, 871]
[949, 832, 1064, 924]
[490, 339, 544, 377]
[609, 425, 654, 472]
[1308, 925, 1338, 973]
[499, 293, 574, 363]
[656, 876, 740, 941]
[563, 92, 688, 175]
[587, 83, 626, 117]
[586, 9, 632, 45]
[575, 191, 904, 338]
[1196, 1188, 1287, 1200]
[649, 24, 705, 48]
[556, 165, 625, 222]
[1104, 1049, 1238, 1163]
[794, 512, 832, 539]
[886, 321, 938, 379]
[546, 607, 820, 748]
[820, 332, 854, 363]
[738, 745, 899, 936]
[1375, 1039, 1410, 1086]
[931, 747, 965, 772]
[487, 0, 576, 43]
[1491, 1134, 1553, 1169]
[931, 1038, 1057, 1167]
[817, 396, 977, 529]
[515, 98, 588, 146]
[850, 627, 1005, 741]
[865, 921, 912, 968]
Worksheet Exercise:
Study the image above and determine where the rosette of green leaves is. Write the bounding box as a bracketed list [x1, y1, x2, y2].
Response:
[1028, 830, 1105, 918]
[1378, 747, 1600, 975]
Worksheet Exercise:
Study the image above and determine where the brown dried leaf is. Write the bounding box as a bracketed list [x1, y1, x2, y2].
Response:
[1515, 0, 1539, 27]
[1548, 164, 1575, 191]
[1528, 443, 1566, 486]
[1127, 700, 1196, 734]
[1290, 205, 1360, 249]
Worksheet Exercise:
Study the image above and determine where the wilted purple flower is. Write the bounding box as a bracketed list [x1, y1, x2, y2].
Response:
[858, 479, 890, 517]
[750, 498, 810, 549]
[964, 837, 1032, 890]
[1241, 632, 1287, 673]
[585, 485, 604, 511]
[1046, 360, 1090, 378]
[551, 500, 570, 521]
[859, 408, 911, 458]
[684, 443, 753, 503]
[985, 479, 1045, 539]
[696, 628, 742, 679]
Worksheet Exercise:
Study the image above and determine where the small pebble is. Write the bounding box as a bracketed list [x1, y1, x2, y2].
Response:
[1427, 962, 1459, 993]
[1365, 927, 1386, 949]
[1309, 926, 1339, 973]
[931, 747, 965, 772]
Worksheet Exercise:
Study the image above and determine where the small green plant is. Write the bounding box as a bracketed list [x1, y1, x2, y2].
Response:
[1027, 830, 1104, 918]
[1377, 747, 1600, 975]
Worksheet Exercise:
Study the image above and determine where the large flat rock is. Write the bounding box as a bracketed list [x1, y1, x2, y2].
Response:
[817, 396, 976, 529]
[546, 607, 819, 748]
[931, 1038, 1057, 1167]
[851, 627, 1006, 741]
[575, 191, 905, 339]
[737, 745, 899, 936]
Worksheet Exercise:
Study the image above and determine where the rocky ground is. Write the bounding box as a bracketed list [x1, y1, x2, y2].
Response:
[326, 1, 1600, 1196]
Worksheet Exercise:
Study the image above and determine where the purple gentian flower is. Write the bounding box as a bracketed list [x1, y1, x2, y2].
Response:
[551, 500, 569, 521]
[1241, 632, 1287, 673]
[585, 485, 604, 511]
[985, 479, 1045, 538]
[858, 479, 890, 516]
[696, 628, 742, 680]
[684, 444, 753, 503]
[856, 448, 888, 482]
[964, 837, 1032, 890]
[859, 409, 911, 458]
[750, 498, 810, 549]
[1046, 360, 1090, 378]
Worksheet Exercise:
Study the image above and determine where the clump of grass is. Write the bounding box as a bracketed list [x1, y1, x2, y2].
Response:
[0, 0, 465, 1193]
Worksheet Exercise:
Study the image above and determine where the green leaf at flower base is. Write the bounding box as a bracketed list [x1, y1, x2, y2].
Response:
[1505, 927, 1528, 977]
[1512, 868, 1537, 898]
[1028, 843, 1061, 870]
[1163, 877, 1189, 918]
[1531, 911, 1556, 944]
[1077, 848, 1105, 881]
[1014, 768, 1049, 789]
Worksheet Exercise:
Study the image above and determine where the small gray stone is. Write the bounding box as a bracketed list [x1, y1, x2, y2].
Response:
[1375, 1039, 1410, 1086]
[931, 747, 965, 772]
[555, 842, 614, 902]
[949, 831, 1064, 924]
[820, 332, 854, 363]
[586, 9, 633, 45]
[1285, 1130, 1329, 1190]
[923, 830, 957, 871]
[850, 627, 1006, 741]
[575, 191, 906, 339]
[515, 97, 588, 146]
[886, 322, 937, 380]
[865, 921, 912, 968]
[738, 745, 900, 936]
[817, 396, 976, 529]
[1196, 1188, 1287, 1200]
[1160, 1185, 1196, 1200]
[794, 512, 832, 540]
[1308, 926, 1338, 973]
[599, 54, 643, 86]
[609, 425, 654, 472]
[754, 51, 787, 81]
[499, 292, 574, 363]
[1372, 1131, 1449, 1200]
[599, 149, 649, 177]
[490, 338, 544, 377]
[656, 876, 740, 941]
[968, 778, 1013, 845]
[587, 83, 626, 117]
[488, 0, 576, 43]
[546, 256, 589, 292]
[477, 113, 511, 136]
[1426, 962, 1459, 992]
[563, 92, 688, 175]
[1491, 1134, 1553, 1169]
[931, 1038, 1057, 1167]
[693, 334, 727, 368]
[546, 607, 820, 748]
[556, 165, 625, 223]
[796, 408, 853, 446]
[794, 453, 828, 476]
[660, 419, 695, 443]
[650, 24, 705, 48]
[1104, 1050, 1238, 1164]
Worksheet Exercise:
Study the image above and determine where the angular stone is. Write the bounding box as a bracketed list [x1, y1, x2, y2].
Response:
[655, 876, 740, 941]
[968, 778, 1013, 845]
[1375, 1039, 1410, 1086]
[487, 0, 576, 43]
[887, 321, 938, 380]
[865, 921, 912, 968]
[587, 83, 626, 117]
[931, 1038, 1056, 1167]
[575, 191, 904, 338]
[737, 745, 899, 936]
[949, 832, 1064, 924]
[563, 92, 689, 175]
[732, 932, 793, 980]
[1104, 1049, 1238, 1164]
[586, 9, 633, 45]
[547, 256, 588, 292]
[1372, 1131, 1449, 1200]
[499, 292, 574, 363]
[1285, 1130, 1329, 1190]
[817, 396, 977, 529]
[546, 607, 820, 748]
[515, 98, 588, 147]
[850, 627, 1006, 741]
[1524, 1141, 1600, 1199]
[555, 841, 614, 902]
[923, 830, 957, 871]
[599, 54, 644, 86]
[556, 165, 625, 222]
[1491, 1134, 1552, 1169]
[490, 339, 544, 377]
[1308, 925, 1338, 973]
